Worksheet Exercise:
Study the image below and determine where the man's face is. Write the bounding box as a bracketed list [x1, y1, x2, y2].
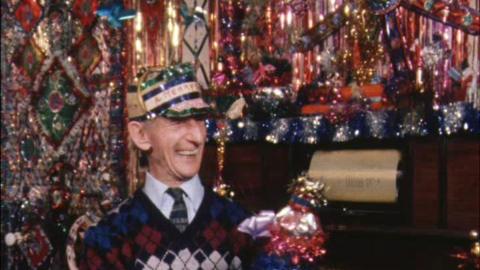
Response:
[143, 116, 206, 186]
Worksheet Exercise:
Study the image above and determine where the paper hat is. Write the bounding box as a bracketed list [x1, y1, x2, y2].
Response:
[127, 63, 212, 121]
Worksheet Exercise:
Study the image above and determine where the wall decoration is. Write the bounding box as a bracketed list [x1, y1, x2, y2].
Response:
[1, 1, 126, 268]
[181, 0, 210, 88]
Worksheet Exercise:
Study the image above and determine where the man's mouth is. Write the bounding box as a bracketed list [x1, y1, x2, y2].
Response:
[177, 149, 199, 156]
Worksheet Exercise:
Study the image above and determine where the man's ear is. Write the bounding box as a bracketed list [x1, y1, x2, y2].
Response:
[127, 121, 152, 151]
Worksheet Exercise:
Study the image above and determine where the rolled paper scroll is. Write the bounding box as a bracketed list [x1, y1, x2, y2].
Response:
[308, 149, 401, 203]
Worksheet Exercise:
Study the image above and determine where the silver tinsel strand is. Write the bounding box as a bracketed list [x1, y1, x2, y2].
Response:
[366, 111, 388, 139]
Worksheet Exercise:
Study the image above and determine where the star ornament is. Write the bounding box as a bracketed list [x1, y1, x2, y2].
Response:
[96, 3, 136, 28]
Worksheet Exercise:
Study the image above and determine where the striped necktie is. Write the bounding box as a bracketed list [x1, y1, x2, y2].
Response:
[166, 188, 188, 232]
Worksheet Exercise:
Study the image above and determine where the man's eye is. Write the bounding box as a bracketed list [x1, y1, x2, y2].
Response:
[168, 119, 185, 125]
[193, 115, 207, 122]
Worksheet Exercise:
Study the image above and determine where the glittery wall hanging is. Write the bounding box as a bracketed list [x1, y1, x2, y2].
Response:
[1, 0, 128, 268]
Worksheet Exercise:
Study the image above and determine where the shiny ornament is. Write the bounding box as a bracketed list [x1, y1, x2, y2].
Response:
[248, 86, 298, 119]
[276, 205, 319, 236]
[263, 174, 328, 264]
[288, 173, 328, 209]
[267, 204, 327, 264]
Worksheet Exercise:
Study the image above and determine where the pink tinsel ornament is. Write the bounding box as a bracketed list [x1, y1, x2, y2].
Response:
[265, 173, 328, 265]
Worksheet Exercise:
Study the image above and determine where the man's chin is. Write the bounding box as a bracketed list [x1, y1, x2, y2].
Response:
[177, 170, 200, 181]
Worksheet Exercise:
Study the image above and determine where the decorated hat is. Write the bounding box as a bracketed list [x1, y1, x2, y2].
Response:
[127, 63, 212, 121]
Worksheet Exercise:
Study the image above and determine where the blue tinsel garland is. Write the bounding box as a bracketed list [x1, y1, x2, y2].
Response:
[206, 102, 480, 143]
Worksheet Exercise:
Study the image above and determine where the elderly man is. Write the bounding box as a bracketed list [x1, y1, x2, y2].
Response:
[80, 64, 256, 270]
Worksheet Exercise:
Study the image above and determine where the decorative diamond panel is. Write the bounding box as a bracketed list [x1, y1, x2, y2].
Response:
[33, 61, 90, 146]
[13, 40, 45, 81]
[182, 0, 210, 89]
[73, 36, 101, 75]
[2, 2, 125, 268]
[73, 0, 99, 28]
[14, 0, 42, 33]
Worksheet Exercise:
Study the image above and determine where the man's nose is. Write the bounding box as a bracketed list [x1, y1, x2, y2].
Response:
[185, 119, 206, 142]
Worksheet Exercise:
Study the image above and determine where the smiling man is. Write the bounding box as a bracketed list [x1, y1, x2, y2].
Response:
[80, 64, 257, 270]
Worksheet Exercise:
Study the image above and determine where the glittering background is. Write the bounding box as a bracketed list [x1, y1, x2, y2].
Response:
[1, 0, 126, 268]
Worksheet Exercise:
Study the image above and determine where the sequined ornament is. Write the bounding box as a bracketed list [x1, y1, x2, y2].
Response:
[266, 173, 328, 265]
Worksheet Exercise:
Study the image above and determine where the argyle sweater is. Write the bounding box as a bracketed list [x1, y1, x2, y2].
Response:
[80, 189, 256, 270]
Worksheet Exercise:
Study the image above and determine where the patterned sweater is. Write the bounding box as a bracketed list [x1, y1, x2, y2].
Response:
[80, 189, 256, 270]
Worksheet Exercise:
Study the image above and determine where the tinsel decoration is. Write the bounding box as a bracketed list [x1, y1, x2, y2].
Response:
[265, 118, 291, 144]
[212, 119, 235, 199]
[265, 173, 327, 266]
[383, 10, 415, 105]
[206, 102, 479, 143]
[299, 116, 322, 144]
[439, 102, 468, 135]
[401, 110, 429, 137]
[2, 1, 126, 269]
[400, 0, 480, 35]
[247, 86, 298, 119]
[210, 0, 248, 96]
[287, 173, 328, 209]
[294, 2, 351, 52]
[366, 110, 388, 139]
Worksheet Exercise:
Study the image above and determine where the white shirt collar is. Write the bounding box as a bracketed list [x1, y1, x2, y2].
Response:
[142, 172, 204, 218]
